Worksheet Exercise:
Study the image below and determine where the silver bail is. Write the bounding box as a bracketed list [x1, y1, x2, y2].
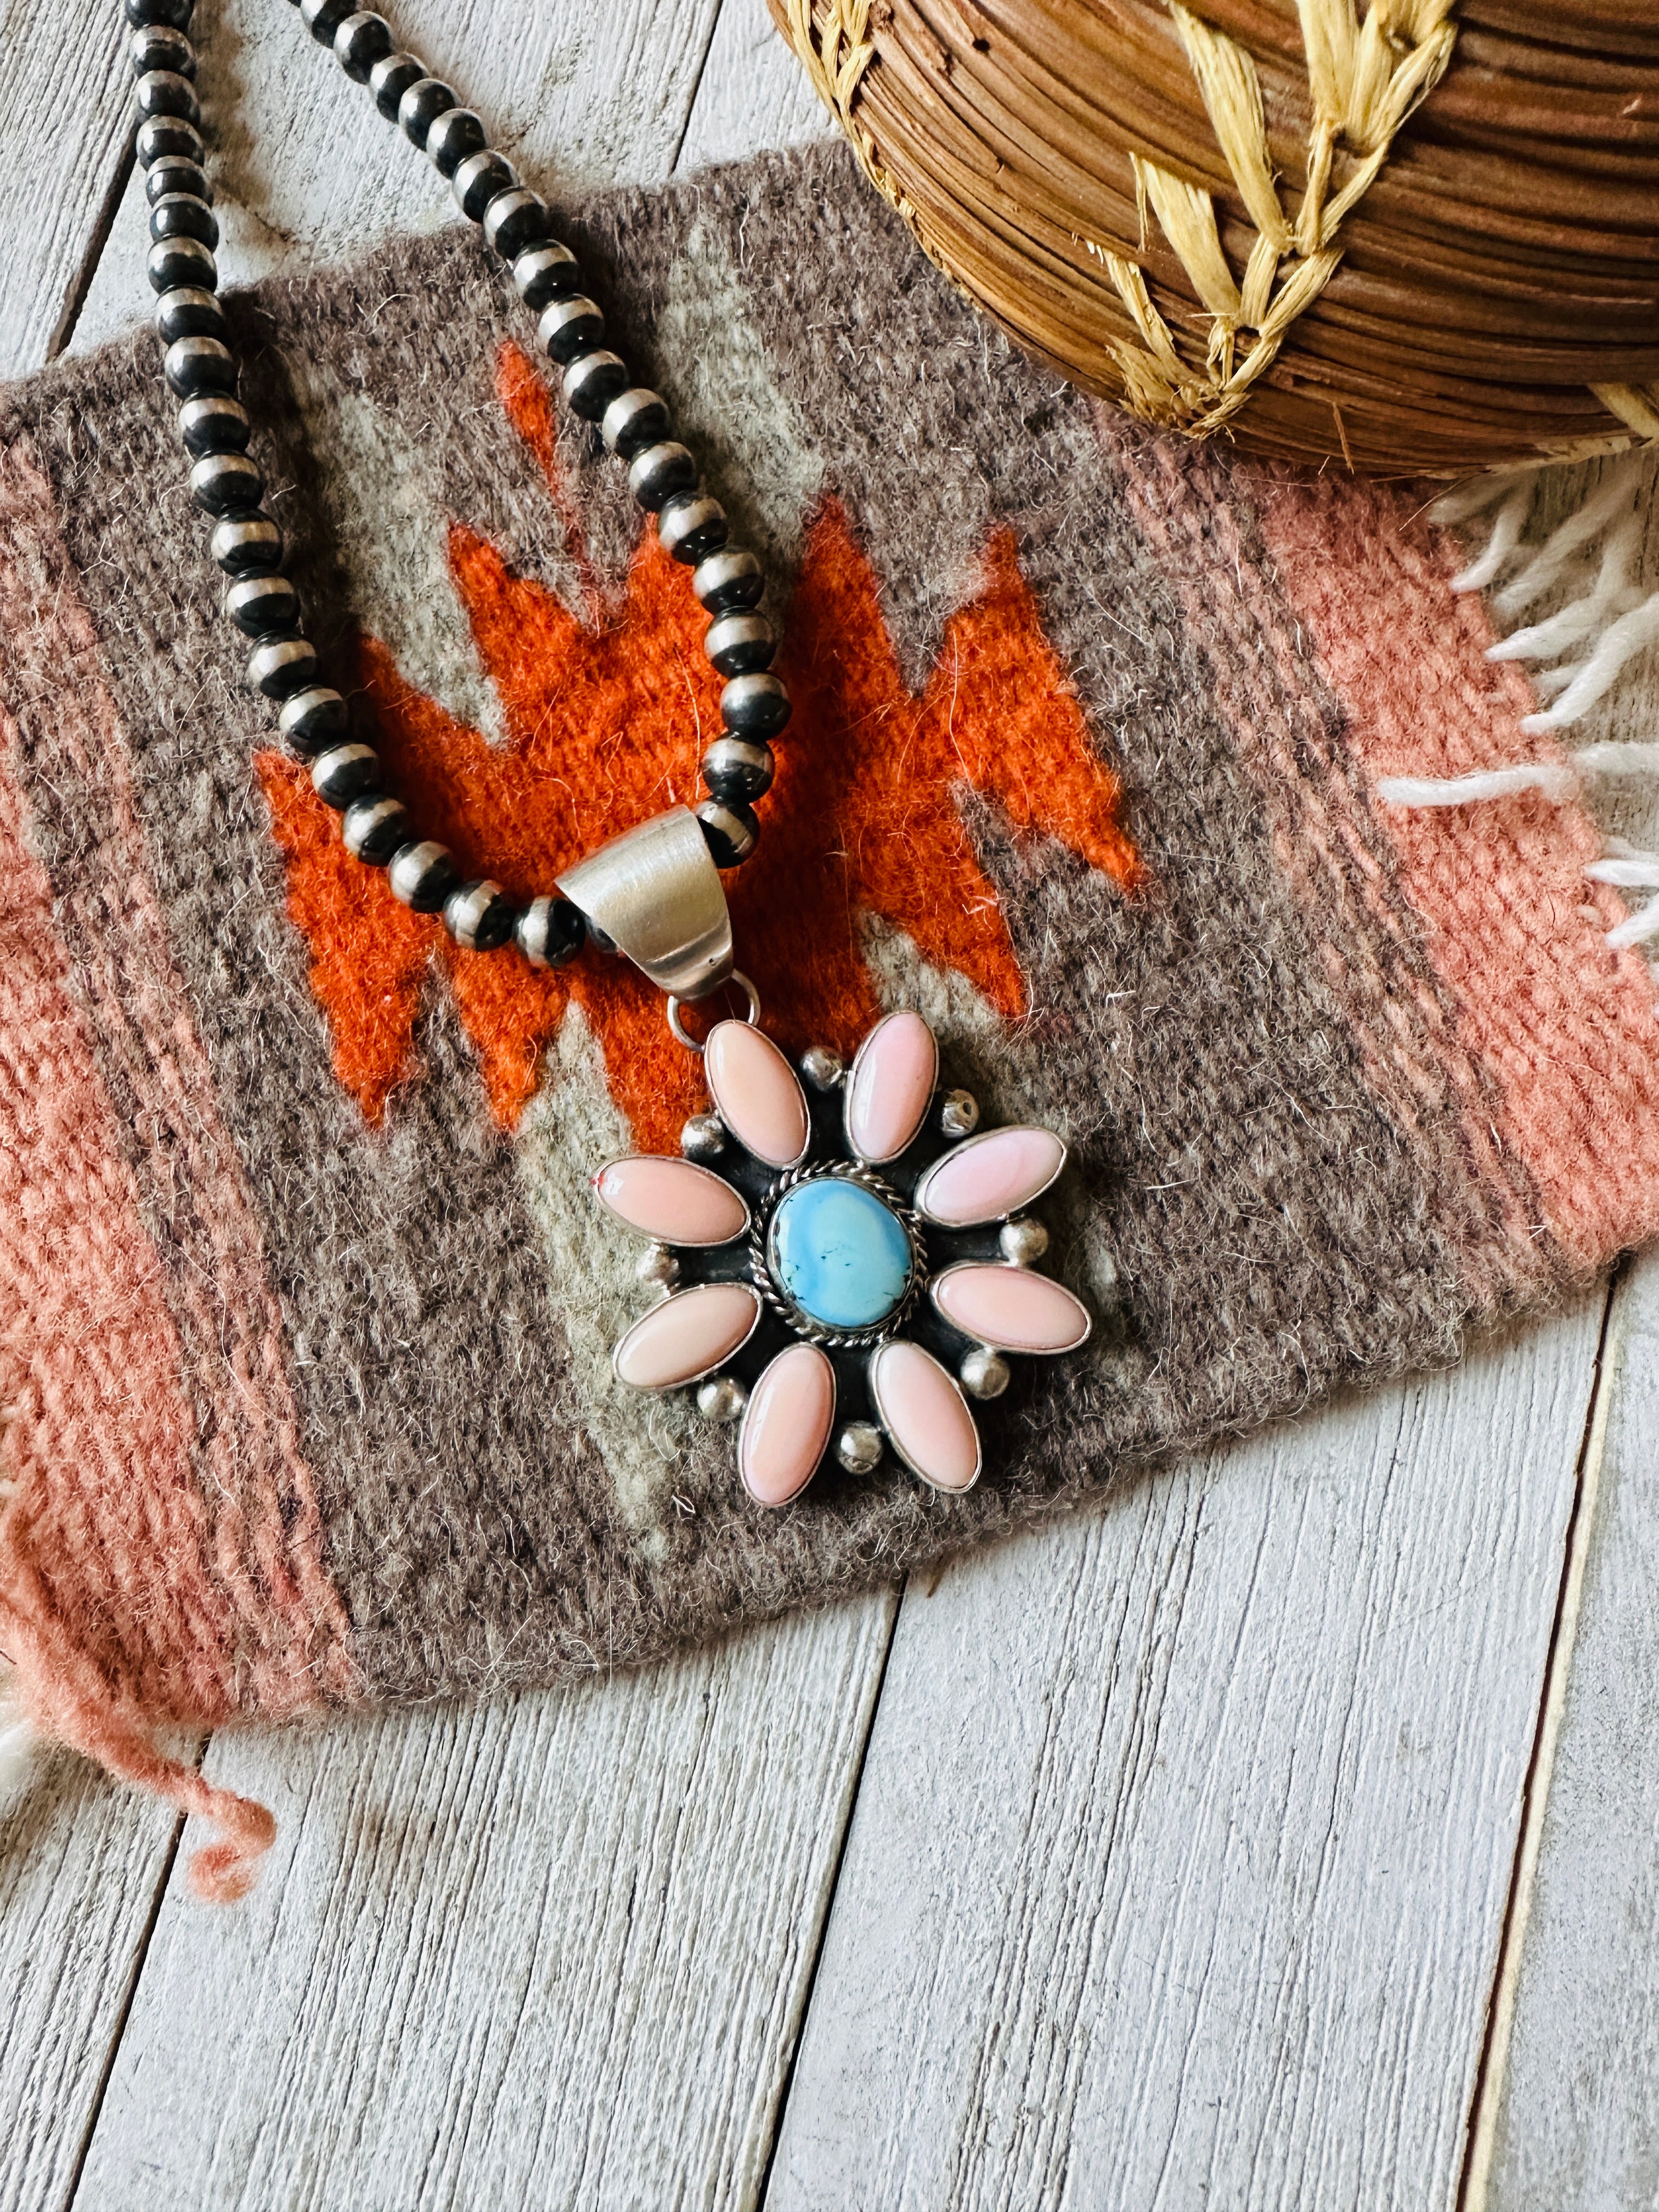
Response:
[556, 805, 733, 1001]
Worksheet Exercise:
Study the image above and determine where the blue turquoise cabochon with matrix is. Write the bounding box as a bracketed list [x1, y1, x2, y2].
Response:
[768, 1178, 913, 1330]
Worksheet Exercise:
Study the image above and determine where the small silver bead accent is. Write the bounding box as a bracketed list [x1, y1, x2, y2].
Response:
[697, 1374, 747, 1424]
[636, 1243, 679, 1293]
[837, 1422, 883, 1475]
[940, 1089, 980, 1138]
[681, 1112, 726, 1161]
[960, 1346, 1010, 1401]
[800, 1045, 844, 1091]
[999, 1217, 1049, 1266]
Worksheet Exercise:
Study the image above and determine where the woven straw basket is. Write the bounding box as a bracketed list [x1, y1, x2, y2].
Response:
[769, 0, 1659, 475]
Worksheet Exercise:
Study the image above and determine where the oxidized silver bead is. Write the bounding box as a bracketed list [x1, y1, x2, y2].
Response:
[443, 878, 515, 953]
[211, 514, 281, 576]
[628, 442, 698, 514]
[514, 895, 584, 969]
[309, 741, 380, 809]
[601, 388, 670, 459]
[658, 492, 728, 565]
[148, 234, 215, 293]
[681, 1112, 725, 1162]
[149, 190, 216, 248]
[334, 13, 394, 82]
[188, 449, 261, 517]
[704, 612, 776, 676]
[960, 1346, 1010, 1401]
[248, 636, 319, 700]
[397, 75, 456, 148]
[940, 1089, 979, 1138]
[452, 148, 515, 222]
[701, 736, 773, 806]
[692, 546, 764, 615]
[178, 393, 245, 455]
[481, 187, 549, 260]
[539, 295, 604, 363]
[368, 50, 422, 120]
[635, 1243, 679, 1293]
[696, 799, 758, 870]
[423, 105, 487, 178]
[163, 332, 235, 398]
[278, 685, 347, 754]
[341, 794, 409, 865]
[512, 240, 579, 312]
[156, 285, 224, 342]
[800, 1045, 844, 1091]
[837, 1422, 883, 1476]
[697, 1375, 747, 1424]
[562, 350, 629, 421]
[720, 671, 791, 739]
[999, 1217, 1049, 1266]
[387, 839, 459, 913]
[225, 572, 298, 637]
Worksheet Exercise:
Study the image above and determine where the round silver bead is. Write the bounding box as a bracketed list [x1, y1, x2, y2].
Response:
[681, 1112, 726, 1162]
[697, 1374, 747, 1424]
[800, 1045, 844, 1092]
[940, 1089, 980, 1138]
[836, 1422, 883, 1476]
[960, 1346, 1010, 1401]
[635, 1243, 679, 1293]
[999, 1217, 1049, 1266]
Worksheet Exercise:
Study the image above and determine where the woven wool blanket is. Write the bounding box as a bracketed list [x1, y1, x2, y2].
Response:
[3, 141, 1657, 1895]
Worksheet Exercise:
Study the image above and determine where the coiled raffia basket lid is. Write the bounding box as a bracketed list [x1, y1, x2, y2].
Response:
[768, 0, 1659, 475]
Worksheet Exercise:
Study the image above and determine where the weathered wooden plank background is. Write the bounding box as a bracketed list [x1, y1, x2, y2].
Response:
[4, 1, 1656, 2206]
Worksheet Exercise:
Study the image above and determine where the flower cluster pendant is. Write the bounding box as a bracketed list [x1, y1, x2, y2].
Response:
[594, 1010, 1088, 1506]
[597, 1013, 1092, 1504]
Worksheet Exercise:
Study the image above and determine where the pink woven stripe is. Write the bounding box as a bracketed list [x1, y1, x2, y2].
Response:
[1256, 473, 1659, 1272]
[1114, 427, 1548, 1306]
[0, 437, 356, 1745]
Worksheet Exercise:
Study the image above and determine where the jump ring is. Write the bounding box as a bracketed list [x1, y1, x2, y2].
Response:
[667, 968, 761, 1054]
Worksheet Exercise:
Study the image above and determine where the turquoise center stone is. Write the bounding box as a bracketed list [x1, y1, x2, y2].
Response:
[769, 1177, 912, 1330]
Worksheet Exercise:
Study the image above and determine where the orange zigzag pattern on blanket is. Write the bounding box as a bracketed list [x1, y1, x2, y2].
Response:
[258, 341, 1140, 1153]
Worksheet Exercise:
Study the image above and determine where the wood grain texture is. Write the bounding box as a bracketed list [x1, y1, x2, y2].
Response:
[766, 1302, 1604, 2212]
[675, 0, 829, 172]
[0, 0, 132, 374]
[74, 1594, 896, 2211]
[71, 0, 725, 352]
[1475, 1259, 1654, 2212]
[0, 1757, 179, 2212]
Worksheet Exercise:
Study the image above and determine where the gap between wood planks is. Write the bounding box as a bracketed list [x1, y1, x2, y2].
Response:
[1459, 1259, 1625, 2211]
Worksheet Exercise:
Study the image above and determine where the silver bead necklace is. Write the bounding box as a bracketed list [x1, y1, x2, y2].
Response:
[126, 0, 781, 1005]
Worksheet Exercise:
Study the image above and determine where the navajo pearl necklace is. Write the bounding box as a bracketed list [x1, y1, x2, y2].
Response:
[123, 0, 1093, 1504]
[125, 0, 783, 1001]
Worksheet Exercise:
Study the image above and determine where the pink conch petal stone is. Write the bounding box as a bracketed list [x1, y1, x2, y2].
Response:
[915, 1125, 1066, 1227]
[844, 1009, 938, 1164]
[613, 1282, 759, 1390]
[704, 1021, 810, 1168]
[740, 1343, 836, 1508]
[932, 1265, 1091, 1355]
[869, 1340, 981, 1493]
[593, 1155, 749, 1246]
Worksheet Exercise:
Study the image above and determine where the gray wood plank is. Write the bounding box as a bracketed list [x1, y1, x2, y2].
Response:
[0, 0, 132, 374]
[74, 1594, 896, 2211]
[765, 1300, 1604, 2211]
[675, 0, 829, 172]
[1471, 1253, 1657, 2211]
[71, 0, 725, 353]
[0, 1753, 181, 2212]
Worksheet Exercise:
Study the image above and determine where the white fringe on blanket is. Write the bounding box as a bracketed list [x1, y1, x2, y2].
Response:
[1378, 450, 1659, 976]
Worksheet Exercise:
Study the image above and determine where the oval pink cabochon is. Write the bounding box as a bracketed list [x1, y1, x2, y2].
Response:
[704, 1021, 810, 1169]
[594, 1156, 749, 1246]
[613, 1282, 760, 1390]
[740, 1342, 836, 1508]
[932, 1264, 1091, 1354]
[916, 1125, 1065, 1227]
[869, 1340, 980, 1493]
[844, 1010, 937, 1164]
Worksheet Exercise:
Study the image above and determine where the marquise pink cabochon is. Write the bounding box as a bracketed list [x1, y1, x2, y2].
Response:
[740, 1342, 838, 1507]
[931, 1263, 1091, 1353]
[869, 1339, 982, 1492]
[703, 1020, 810, 1169]
[592, 1155, 750, 1246]
[613, 1281, 761, 1390]
[915, 1125, 1066, 1227]
[844, 1009, 938, 1164]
